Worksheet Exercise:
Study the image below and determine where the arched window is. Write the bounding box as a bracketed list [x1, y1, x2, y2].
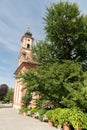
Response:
[27, 44, 30, 49]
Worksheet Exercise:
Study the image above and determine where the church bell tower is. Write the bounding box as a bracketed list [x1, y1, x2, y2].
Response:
[13, 28, 37, 109]
[18, 28, 34, 66]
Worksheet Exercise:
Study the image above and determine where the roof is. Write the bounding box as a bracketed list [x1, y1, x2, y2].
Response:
[21, 27, 34, 41]
[14, 60, 40, 75]
[24, 32, 32, 37]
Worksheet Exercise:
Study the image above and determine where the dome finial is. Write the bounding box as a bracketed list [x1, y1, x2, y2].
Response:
[27, 26, 30, 33]
[24, 26, 32, 37]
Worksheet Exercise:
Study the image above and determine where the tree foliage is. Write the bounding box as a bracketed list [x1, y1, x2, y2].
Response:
[43, 1, 87, 61]
[21, 61, 87, 112]
[20, 1, 87, 113]
[21, 91, 32, 107]
[0, 84, 8, 100]
[5, 88, 14, 103]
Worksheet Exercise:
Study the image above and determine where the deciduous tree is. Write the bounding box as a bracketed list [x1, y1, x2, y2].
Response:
[43, 1, 87, 61]
[0, 84, 8, 100]
[20, 1, 87, 112]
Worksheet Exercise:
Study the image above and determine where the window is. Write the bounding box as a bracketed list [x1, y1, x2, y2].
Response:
[28, 39, 30, 41]
[22, 52, 26, 58]
[23, 53, 26, 57]
[27, 44, 30, 49]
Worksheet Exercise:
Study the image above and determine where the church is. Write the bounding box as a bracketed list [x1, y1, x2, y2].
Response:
[13, 29, 39, 109]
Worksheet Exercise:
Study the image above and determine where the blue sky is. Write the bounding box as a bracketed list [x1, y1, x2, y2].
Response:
[0, 0, 87, 87]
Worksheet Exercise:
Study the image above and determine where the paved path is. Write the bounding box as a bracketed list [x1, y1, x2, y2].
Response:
[0, 107, 57, 130]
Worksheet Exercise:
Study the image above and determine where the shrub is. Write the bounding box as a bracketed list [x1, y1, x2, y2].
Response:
[19, 107, 29, 114]
[38, 109, 47, 121]
[46, 109, 54, 121]
[69, 108, 87, 130]
[30, 107, 38, 116]
[51, 108, 62, 127]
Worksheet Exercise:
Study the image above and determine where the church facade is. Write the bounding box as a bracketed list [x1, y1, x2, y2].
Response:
[13, 29, 38, 109]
